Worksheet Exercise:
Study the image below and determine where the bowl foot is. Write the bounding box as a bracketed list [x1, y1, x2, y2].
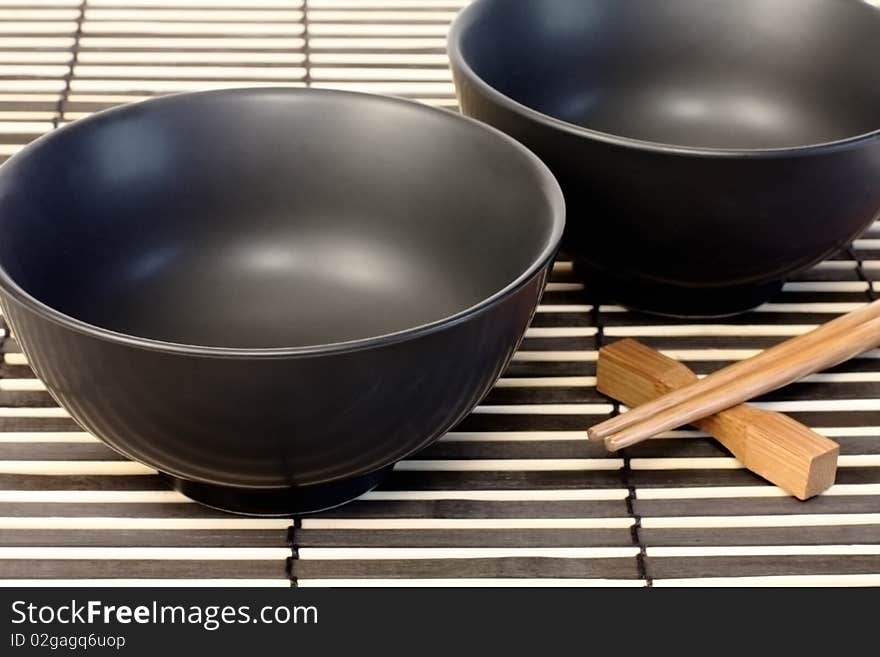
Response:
[160, 466, 393, 517]
[573, 260, 783, 318]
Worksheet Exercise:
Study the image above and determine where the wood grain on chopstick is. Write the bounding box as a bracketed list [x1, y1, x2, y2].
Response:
[602, 312, 880, 451]
[587, 299, 880, 443]
[597, 339, 838, 499]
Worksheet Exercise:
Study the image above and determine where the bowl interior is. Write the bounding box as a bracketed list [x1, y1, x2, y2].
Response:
[455, 0, 880, 149]
[0, 90, 560, 349]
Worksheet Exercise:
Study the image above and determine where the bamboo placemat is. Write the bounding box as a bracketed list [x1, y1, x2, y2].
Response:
[1, 0, 879, 587]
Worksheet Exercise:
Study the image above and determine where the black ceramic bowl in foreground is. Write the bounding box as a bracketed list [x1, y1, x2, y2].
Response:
[449, 0, 880, 316]
[0, 88, 564, 515]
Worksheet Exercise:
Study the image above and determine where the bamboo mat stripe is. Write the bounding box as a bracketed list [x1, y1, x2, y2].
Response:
[2, 1, 880, 586]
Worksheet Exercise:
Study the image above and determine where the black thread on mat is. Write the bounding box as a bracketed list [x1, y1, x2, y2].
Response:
[620, 451, 651, 586]
[54, 0, 87, 128]
[592, 304, 652, 586]
[286, 518, 301, 588]
[849, 244, 878, 302]
[302, 0, 312, 88]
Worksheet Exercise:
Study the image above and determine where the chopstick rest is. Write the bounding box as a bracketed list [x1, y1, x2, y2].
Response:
[596, 339, 839, 499]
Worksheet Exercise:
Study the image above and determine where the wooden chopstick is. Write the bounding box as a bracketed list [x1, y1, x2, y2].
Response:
[587, 298, 880, 443]
[602, 311, 880, 451]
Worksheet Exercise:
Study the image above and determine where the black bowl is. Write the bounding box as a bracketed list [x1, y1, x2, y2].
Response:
[0, 88, 564, 515]
[449, 0, 880, 316]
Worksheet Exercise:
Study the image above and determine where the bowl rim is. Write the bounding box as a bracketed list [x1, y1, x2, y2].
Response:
[447, 0, 880, 158]
[0, 87, 565, 358]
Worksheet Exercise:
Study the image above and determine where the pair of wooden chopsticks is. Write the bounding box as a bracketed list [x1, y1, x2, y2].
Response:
[588, 298, 880, 451]
[596, 339, 839, 499]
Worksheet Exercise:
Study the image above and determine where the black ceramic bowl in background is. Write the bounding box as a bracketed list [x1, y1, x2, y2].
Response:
[0, 88, 564, 515]
[449, 0, 880, 316]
